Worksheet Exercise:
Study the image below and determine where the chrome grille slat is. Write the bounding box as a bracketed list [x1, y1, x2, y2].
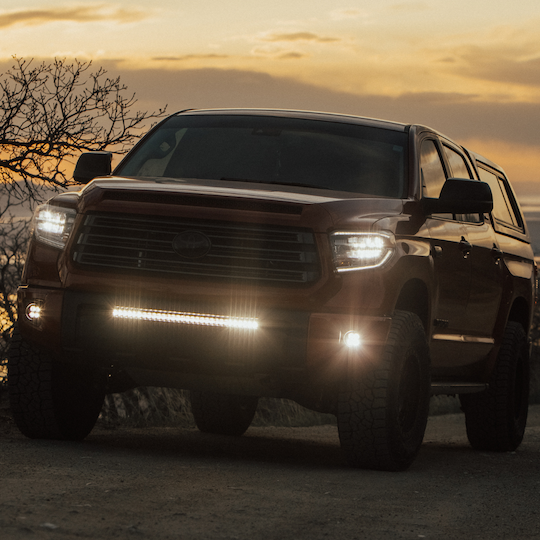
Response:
[72, 213, 320, 284]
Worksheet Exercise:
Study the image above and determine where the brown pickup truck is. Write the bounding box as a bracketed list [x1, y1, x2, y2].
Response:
[8, 109, 536, 470]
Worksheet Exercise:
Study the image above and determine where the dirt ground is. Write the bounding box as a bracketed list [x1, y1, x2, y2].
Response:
[1, 401, 540, 540]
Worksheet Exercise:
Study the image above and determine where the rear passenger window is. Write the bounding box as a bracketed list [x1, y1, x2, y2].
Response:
[477, 166, 524, 232]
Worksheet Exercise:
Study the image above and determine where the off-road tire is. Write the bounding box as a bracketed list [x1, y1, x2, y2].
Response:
[460, 322, 529, 452]
[190, 391, 258, 436]
[8, 327, 106, 440]
[337, 310, 431, 471]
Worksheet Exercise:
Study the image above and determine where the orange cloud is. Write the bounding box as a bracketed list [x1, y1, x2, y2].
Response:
[452, 44, 540, 88]
[152, 55, 229, 62]
[278, 52, 307, 60]
[261, 32, 340, 43]
[0, 5, 147, 28]
[1, 57, 537, 195]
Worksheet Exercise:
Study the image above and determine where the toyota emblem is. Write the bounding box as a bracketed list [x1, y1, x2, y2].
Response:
[172, 231, 212, 259]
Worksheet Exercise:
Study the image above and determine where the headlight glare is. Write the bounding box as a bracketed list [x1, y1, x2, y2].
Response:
[331, 232, 394, 271]
[34, 205, 77, 249]
[343, 331, 362, 348]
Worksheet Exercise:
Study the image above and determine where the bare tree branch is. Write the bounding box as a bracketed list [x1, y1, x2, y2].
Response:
[0, 57, 167, 385]
[0, 56, 166, 207]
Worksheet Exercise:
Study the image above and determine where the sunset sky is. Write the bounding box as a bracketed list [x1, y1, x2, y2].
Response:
[2, 1, 540, 201]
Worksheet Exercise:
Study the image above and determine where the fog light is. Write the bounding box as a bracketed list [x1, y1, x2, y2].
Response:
[343, 331, 361, 348]
[26, 303, 42, 321]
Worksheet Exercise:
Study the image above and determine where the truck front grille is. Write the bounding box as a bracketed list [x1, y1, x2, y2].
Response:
[72, 213, 320, 284]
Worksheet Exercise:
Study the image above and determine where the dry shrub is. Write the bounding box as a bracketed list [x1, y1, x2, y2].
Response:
[99, 388, 194, 428]
[253, 398, 335, 427]
[99, 387, 335, 429]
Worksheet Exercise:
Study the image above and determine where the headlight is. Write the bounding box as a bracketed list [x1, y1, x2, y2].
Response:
[33, 205, 77, 249]
[330, 232, 394, 272]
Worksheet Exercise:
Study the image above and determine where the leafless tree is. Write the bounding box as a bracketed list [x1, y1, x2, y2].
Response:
[0, 57, 166, 385]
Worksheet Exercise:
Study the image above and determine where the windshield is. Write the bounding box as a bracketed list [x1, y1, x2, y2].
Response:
[116, 114, 408, 197]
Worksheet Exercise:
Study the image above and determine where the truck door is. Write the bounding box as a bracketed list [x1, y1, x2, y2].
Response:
[420, 139, 472, 338]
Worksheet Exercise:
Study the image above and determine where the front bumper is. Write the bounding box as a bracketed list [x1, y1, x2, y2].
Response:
[17, 286, 392, 395]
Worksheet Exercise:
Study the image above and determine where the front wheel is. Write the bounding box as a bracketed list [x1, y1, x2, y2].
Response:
[337, 311, 431, 471]
[8, 327, 106, 440]
[460, 322, 529, 452]
[190, 391, 258, 436]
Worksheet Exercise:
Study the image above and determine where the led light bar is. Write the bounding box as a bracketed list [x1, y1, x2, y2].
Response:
[112, 307, 259, 330]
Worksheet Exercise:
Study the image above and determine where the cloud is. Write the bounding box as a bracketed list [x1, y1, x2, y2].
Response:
[1, 57, 537, 148]
[278, 52, 307, 60]
[152, 54, 229, 62]
[1, 58, 538, 190]
[99, 65, 540, 145]
[261, 32, 340, 43]
[0, 5, 147, 29]
[249, 45, 308, 60]
[452, 44, 540, 87]
[112, 66, 540, 190]
[121, 66, 540, 195]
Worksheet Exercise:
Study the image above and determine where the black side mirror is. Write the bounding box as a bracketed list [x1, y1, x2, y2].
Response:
[73, 152, 112, 184]
[423, 178, 493, 215]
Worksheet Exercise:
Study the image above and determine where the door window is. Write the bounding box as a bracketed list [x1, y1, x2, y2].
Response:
[443, 145, 482, 223]
[443, 145, 473, 179]
[420, 140, 447, 198]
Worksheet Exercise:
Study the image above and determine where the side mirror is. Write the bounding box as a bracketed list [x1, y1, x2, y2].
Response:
[423, 178, 493, 215]
[73, 152, 112, 184]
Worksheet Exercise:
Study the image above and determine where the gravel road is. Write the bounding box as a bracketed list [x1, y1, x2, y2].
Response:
[1, 404, 540, 540]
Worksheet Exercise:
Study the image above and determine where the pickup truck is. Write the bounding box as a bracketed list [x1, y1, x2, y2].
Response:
[8, 109, 536, 470]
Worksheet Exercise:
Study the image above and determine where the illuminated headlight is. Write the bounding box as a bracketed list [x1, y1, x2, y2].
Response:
[330, 232, 394, 272]
[34, 205, 77, 249]
[112, 307, 259, 330]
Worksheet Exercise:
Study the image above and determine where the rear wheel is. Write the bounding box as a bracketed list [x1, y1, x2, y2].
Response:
[460, 322, 529, 451]
[190, 391, 258, 436]
[8, 327, 106, 440]
[337, 311, 431, 471]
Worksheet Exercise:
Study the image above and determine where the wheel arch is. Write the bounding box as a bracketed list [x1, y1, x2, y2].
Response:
[507, 296, 532, 335]
[394, 278, 430, 332]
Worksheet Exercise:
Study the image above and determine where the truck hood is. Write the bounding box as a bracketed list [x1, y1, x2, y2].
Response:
[82, 176, 360, 204]
[61, 176, 406, 232]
